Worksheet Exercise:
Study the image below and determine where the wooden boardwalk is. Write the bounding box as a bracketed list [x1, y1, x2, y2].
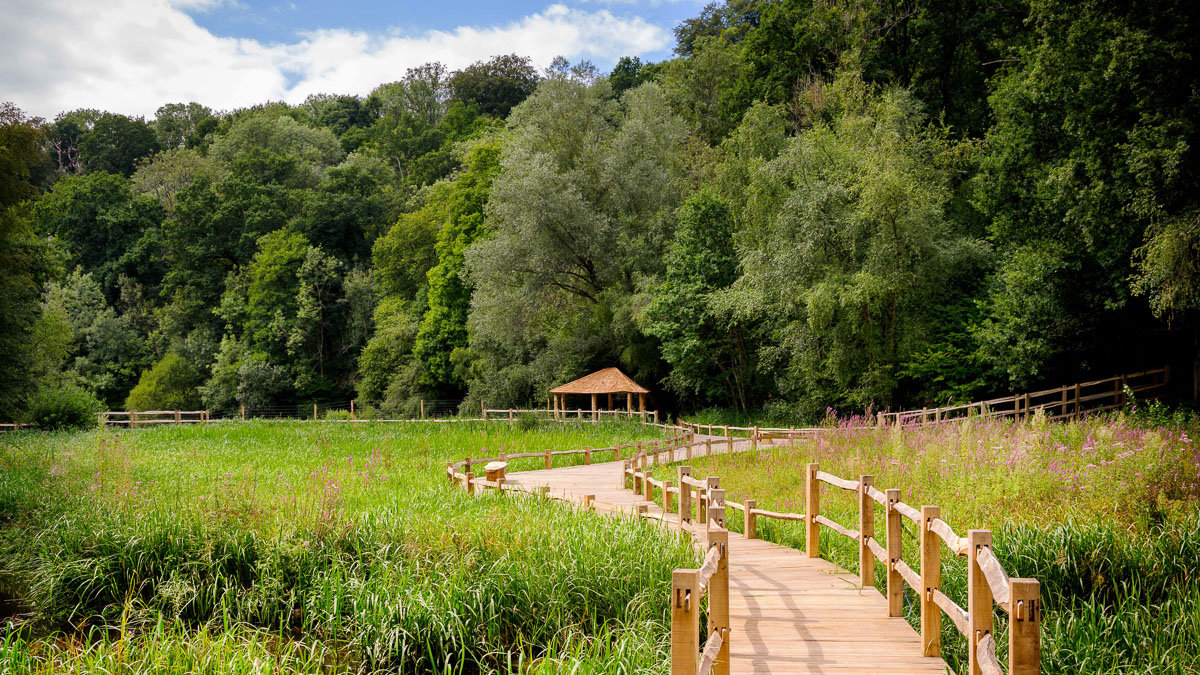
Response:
[506, 439, 949, 675]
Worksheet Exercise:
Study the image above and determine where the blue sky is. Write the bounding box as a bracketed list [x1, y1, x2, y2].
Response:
[187, 0, 698, 62]
[2, 0, 703, 118]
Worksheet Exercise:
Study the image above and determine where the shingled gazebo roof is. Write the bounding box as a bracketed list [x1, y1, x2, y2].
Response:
[550, 367, 649, 395]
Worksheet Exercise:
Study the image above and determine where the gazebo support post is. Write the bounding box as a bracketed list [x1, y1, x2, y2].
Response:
[639, 393, 645, 412]
[591, 393, 598, 421]
[626, 392, 633, 411]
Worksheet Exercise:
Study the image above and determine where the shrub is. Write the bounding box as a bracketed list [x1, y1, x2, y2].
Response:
[322, 409, 352, 421]
[26, 383, 101, 429]
[125, 353, 203, 411]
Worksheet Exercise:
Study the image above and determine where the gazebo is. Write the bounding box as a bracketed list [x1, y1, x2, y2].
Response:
[550, 367, 650, 418]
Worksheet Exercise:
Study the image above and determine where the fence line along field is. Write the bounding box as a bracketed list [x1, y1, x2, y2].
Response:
[0, 419, 692, 673]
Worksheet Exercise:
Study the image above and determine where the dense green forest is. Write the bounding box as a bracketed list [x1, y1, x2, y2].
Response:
[3, 0, 1199, 423]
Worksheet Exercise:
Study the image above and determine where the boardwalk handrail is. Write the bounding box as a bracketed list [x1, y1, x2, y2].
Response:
[628, 430, 1042, 674]
[792, 461, 1041, 675]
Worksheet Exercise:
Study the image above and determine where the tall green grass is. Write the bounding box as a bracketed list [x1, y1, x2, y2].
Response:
[0, 420, 692, 673]
[651, 414, 1200, 673]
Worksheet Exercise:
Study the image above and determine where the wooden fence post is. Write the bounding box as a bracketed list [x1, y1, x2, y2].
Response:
[678, 466, 692, 523]
[859, 475, 874, 588]
[643, 471, 653, 502]
[481, 400, 486, 418]
[805, 463, 820, 558]
[240, 405, 245, 421]
[1008, 578, 1041, 675]
[1024, 393, 1031, 421]
[885, 488, 903, 616]
[313, 403, 318, 420]
[584, 446, 591, 465]
[663, 480, 674, 516]
[706, 525, 731, 675]
[671, 569, 700, 675]
[174, 410, 181, 424]
[350, 399, 355, 418]
[921, 505, 942, 657]
[131, 410, 139, 429]
[634, 464, 643, 495]
[968, 529, 995, 675]
[465, 472, 475, 495]
[744, 498, 757, 539]
[751, 426, 759, 452]
[545, 448, 552, 470]
[1074, 383, 1082, 418]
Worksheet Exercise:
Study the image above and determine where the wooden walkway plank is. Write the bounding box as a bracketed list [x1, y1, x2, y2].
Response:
[506, 437, 950, 674]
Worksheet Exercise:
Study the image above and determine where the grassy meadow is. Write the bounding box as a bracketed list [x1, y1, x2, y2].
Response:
[650, 412, 1200, 673]
[0, 419, 693, 674]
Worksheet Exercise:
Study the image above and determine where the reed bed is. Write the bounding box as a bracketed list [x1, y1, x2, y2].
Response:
[656, 413, 1200, 673]
[0, 419, 691, 674]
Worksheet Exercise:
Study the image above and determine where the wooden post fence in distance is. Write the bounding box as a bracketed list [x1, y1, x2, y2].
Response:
[744, 498, 757, 539]
[350, 399, 355, 418]
[671, 569, 700, 675]
[174, 410, 181, 424]
[419, 399, 424, 418]
[481, 400, 486, 418]
[921, 505, 942, 657]
[805, 463, 820, 557]
[968, 529, 995, 675]
[131, 410, 138, 429]
[859, 475, 874, 587]
[1009, 578, 1041, 675]
[240, 405, 245, 420]
[885, 488, 903, 616]
[313, 403, 318, 420]
[678, 466, 692, 523]
[706, 524, 731, 675]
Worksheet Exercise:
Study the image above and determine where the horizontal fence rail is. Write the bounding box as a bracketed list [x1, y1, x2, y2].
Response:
[878, 367, 1168, 427]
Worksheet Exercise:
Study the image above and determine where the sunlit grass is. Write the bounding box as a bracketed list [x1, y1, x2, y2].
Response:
[0, 419, 693, 674]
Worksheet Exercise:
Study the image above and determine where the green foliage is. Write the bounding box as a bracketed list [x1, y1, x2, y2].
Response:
[718, 72, 988, 415]
[645, 190, 754, 409]
[25, 382, 100, 429]
[124, 353, 202, 411]
[465, 80, 689, 403]
[449, 54, 540, 118]
[79, 113, 161, 177]
[412, 142, 501, 395]
[974, 0, 1200, 385]
[0, 103, 59, 415]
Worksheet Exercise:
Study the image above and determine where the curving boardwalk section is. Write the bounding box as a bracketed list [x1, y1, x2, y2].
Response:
[505, 438, 949, 675]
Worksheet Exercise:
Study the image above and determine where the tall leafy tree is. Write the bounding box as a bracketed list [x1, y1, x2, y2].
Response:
[79, 112, 161, 177]
[412, 142, 501, 396]
[644, 190, 755, 409]
[974, 0, 1200, 385]
[449, 54, 540, 118]
[0, 103, 59, 412]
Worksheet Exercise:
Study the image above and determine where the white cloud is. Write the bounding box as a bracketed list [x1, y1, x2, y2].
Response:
[1, 0, 671, 119]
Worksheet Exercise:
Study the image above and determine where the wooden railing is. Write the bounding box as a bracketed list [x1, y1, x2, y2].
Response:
[879, 367, 1168, 426]
[620, 431, 1040, 675]
[99, 410, 210, 427]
